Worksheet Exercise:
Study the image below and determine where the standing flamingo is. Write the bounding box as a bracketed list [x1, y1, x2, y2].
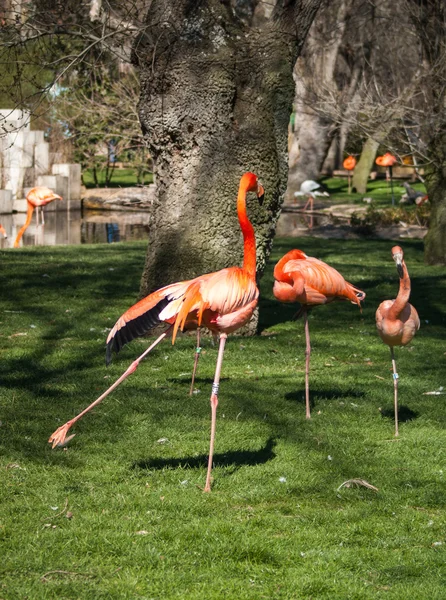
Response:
[14, 187, 63, 248]
[375, 246, 420, 436]
[273, 250, 365, 419]
[343, 156, 356, 194]
[376, 153, 397, 205]
[49, 172, 265, 492]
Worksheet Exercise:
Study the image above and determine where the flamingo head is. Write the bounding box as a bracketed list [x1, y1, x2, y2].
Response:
[391, 245, 404, 278]
[241, 172, 264, 205]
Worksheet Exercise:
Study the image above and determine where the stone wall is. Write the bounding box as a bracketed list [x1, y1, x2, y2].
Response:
[0, 109, 81, 214]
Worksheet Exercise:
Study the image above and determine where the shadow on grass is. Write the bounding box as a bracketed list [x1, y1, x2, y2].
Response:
[133, 437, 276, 471]
[380, 405, 419, 423]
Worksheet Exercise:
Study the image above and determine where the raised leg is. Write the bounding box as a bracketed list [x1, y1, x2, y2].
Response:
[390, 347, 399, 436]
[204, 333, 227, 492]
[48, 328, 171, 448]
[303, 308, 311, 420]
[189, 328, 201, 396]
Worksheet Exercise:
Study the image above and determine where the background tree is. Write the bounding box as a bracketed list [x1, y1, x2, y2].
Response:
[134, 0, 323, 321]
[405, 0, 446, 265]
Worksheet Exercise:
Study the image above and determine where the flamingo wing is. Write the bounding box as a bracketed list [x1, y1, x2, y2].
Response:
[282, 257, 364, 306]
[106, 268, 258, 364]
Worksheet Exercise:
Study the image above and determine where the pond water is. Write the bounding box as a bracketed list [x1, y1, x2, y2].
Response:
[0, 210, 151, 249]
[0, 207, 335, 249]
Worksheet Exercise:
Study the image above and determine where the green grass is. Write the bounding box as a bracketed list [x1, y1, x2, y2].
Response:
[322, 177, 427, 208]
[1, 238, 445, 599]
[83, 168, 153, 188]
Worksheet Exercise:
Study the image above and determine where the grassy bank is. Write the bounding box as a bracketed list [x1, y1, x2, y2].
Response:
[1, 238, 445, 599]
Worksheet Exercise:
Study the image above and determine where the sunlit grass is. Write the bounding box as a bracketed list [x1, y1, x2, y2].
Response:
[1, 238, 445, 598]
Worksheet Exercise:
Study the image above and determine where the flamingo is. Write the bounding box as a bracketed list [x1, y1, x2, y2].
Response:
[49, 172, 265, 492]
[0, 224, 7, 239]
[375, 246, 420, 436]
[14, 187, 63, 248]
[400, 182, 428, 206]
[343, 156, 356, 194]
[294, 180, 329, 212]
[273, 249, 365, 419]
[376, 153, 397, 205]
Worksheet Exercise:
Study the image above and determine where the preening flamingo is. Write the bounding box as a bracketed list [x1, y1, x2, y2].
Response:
[376, 153, 397, 205]
[343, 156, 356, 194]
[273, 250, 365, 419]
[14, 187, 63, 248]
[49, 172, 265, 492]
[294, 180, 329, 212]
[375, 246, 420, 436]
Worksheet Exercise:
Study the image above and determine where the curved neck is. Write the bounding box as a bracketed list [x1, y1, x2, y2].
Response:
[14, 202, 34, 248]
[237, 181, 256, 279]
[388, 260, 411, 320]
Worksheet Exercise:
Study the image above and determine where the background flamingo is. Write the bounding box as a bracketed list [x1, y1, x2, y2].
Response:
[273, 249, 365, 419]
[376, 153, 397, 205]
[0, 224, 7, 239]
[14, 187, 63, 248]
[343, 156, 356, 194]
[49, 172, 264, 493]
[375, 246, 420, 436]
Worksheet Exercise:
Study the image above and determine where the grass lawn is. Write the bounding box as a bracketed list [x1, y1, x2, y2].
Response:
[83, 168, 153, 188]
[1, 238, 445, 599]
[322, 177, 427, 208]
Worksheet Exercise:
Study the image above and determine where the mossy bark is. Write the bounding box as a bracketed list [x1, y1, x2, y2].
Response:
[133, 0, 322, 332]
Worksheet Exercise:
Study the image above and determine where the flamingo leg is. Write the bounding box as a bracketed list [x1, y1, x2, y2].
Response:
[189, 328, 201, 396]
[41, 207, 45, 226]
[390, 347, 399, 436]
[48, 328, 171, 448]
[389, 166, 395, 206]
[303, 308, 311, 420]
[204, 333, 227, 492]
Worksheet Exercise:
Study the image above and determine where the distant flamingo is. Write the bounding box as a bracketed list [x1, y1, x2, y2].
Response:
[375, 246, 420, 436]
[0, 224, 7, 239]
[294, 180, 329, 212]
[14, 187, 63, 248]
[273, 250, 365, 419]
[49, 172, 265, 492]
[343, 156, 356, 194]
[376, 153, 397, 205]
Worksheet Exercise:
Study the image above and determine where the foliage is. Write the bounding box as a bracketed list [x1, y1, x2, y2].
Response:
[1, 238, 445, 598]
[350, 204, 430, 236]
[55, 69, 149, 187]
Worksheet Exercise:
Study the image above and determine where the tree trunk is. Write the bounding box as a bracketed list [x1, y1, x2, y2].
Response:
[351, 136, 379, 194]
[423, 131, 446, 264]
[133, 0, 322, 332]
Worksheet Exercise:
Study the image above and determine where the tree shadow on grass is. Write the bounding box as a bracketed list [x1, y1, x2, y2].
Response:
[132, 437, 276, 472]
[380, 405, 419, 423]
[284, 387, 366, 406]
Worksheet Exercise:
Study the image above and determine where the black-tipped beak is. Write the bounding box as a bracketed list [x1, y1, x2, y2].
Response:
[257, 183, 265, 206]
[393, 254, 404, 278]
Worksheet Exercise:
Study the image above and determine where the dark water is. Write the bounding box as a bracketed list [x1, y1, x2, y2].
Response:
[0, 207, 335, 249]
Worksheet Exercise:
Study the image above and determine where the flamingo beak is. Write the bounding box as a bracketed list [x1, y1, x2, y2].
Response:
[393, 253, 404, 278]
[257, 183, 265, 205]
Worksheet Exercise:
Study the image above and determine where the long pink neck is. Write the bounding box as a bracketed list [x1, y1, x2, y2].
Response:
[388, 260, 411, 320]
[237, 182, 256, 280]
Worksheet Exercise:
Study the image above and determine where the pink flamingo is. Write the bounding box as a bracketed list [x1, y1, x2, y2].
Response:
[49, 172, 264, 492]
[14, 187, 63, 248]
[273, 250, 365, 419]
[375, 246, 420, 436]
